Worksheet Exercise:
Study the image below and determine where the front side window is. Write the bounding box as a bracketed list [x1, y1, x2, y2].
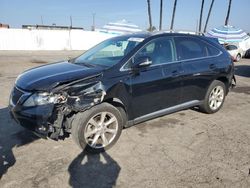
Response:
[74, 36, 145, 67]
[134, 37, 175, 65]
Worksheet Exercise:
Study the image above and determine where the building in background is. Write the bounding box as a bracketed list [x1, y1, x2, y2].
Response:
[0, 23, 10, 29]
[22, 24, 84, 30]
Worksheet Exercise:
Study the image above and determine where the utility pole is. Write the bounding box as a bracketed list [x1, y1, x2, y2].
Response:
[40, 16, 44, 25]
[92, 13, 96, 31]
[70, 16, 72, 28]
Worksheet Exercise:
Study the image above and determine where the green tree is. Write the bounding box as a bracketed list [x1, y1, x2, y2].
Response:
[159, 0, 163, 30]
[199, 0, 205, 34]
[147, 0, 153, 31]
[147, 26, 157, 32]
[225, 0, 232, 25]
[204, 0, 215, 33]
[170, 0, 178, 31]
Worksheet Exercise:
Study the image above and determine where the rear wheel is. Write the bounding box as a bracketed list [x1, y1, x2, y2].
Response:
[236, 54, 241, 62]
[200, 80, 226, 114]
[71, 103, 123, 153]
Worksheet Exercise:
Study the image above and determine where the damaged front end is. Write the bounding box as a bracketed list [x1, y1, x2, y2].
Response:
[42, 77, 107, 140]
[9, 73, 107, 141]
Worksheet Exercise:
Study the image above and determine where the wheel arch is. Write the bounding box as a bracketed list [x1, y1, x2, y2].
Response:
[215, 76, 230, 94]
[104, 97, 126, 111]
[102, 82, 131, 124]
[103, 97, 128, 127]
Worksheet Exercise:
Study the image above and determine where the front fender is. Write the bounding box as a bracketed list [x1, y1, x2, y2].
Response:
[104, 82, 132, 119]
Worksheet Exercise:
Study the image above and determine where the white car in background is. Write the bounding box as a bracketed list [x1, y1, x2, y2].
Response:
[225, 44, 244, 62]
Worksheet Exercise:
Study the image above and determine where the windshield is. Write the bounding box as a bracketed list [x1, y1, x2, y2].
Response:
[74, 36, 145, 67]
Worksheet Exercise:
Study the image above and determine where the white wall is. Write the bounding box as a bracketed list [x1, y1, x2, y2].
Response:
[0, 29, 115, 50]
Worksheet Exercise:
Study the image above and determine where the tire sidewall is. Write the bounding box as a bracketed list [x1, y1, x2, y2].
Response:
[203, 80, 226, 114]
[73, 103, 123, 153]
[236, 54, 241, 62]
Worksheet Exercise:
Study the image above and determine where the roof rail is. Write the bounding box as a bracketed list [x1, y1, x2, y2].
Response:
[152, 30, 198, 35]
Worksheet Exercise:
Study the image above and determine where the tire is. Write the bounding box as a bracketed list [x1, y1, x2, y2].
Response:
[200, 80, 226, 114]
[236, 54, 241, 62]
[245, 50, 250, 58]
[117, 106, 127, 127]
[71, 102, 123, 153]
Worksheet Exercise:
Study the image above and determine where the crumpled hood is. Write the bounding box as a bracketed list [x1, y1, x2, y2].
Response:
[16, 61, 103, 91]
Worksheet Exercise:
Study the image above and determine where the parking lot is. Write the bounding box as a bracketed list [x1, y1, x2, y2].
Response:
[0, 51, 250, 188]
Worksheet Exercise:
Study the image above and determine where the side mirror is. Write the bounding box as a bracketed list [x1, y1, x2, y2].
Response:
[133, 56, 152, 69]
[67, 57, 76, 63]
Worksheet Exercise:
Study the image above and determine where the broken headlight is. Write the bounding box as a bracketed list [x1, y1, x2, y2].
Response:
[23, 92, 59, 107]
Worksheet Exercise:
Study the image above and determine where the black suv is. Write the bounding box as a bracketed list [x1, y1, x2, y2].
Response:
[9, 33, 235, 153]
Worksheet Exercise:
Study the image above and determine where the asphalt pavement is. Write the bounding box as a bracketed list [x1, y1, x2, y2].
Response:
[0, 51, 250, 188]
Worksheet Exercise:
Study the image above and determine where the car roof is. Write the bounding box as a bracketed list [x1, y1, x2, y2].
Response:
[117, 32, 221, 47]
[122, 31, 205, 39]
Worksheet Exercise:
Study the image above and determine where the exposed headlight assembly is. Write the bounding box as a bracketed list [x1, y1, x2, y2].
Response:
[23, 92, 59, 107]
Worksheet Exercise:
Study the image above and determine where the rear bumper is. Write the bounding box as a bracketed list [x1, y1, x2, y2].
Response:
[231, 75, 236, 88]
[228, 60, 236, 89]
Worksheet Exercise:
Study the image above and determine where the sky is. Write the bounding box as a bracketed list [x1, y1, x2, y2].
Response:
[1, 0, 249, 32]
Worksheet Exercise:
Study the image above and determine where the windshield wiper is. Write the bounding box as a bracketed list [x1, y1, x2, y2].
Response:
[75, 61, 97, 68]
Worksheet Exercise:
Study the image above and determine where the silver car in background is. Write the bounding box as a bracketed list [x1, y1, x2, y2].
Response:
[225, 44, 244, 62]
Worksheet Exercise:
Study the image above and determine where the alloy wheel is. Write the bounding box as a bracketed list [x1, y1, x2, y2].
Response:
[208, 86, 224, 111]
[84, 112, 118, 149]
[236, 54, 241, 62]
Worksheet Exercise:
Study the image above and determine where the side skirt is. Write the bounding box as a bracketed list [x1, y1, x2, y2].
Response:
[125, 100, 202, 128]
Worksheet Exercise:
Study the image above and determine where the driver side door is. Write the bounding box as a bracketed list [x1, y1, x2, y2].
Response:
[129, 37, 182, 120]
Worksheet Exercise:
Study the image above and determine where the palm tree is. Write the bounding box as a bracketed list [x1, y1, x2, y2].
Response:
[199, 0, 205, 34]
[147, 0, 153, 31]
[203, 0, 215, 33]
[225, 0, 232, 25]
[170, 0, 178, 31]
[159, 0, 163, 30]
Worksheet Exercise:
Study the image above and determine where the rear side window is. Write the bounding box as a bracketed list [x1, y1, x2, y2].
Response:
[174, 37, 220, 60]
[225, 45, 237, 51]
[207, 44, 221, 56]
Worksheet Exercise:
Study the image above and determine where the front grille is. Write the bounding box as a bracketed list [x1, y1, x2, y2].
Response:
[12, 87, 24, 105]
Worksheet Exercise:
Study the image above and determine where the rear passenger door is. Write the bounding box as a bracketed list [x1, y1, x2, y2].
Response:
[174, 36, 221, 103]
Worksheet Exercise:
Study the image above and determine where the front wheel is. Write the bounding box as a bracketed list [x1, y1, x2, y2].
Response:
[71, 103, 123, 153]
[200, 80, 226, 114]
